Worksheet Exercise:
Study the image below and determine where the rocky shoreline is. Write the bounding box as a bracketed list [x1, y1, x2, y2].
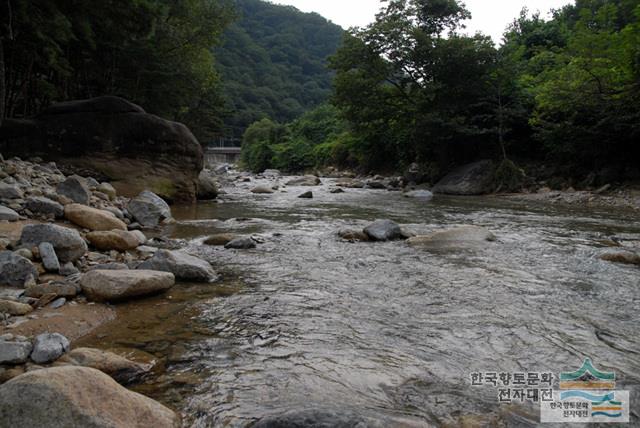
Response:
[0, 155, 223, 426]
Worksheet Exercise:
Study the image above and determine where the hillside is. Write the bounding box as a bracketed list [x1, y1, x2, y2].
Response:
[216, 0, 344, 138]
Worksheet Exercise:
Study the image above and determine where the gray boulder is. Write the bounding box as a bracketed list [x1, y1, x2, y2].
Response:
[432, 160, 495, 195]
[298, 191, 313, 199]
[56, 175, 91, 205]
[80, 269, 175, 302]
[38, 242, 61, 272]
[137, 249, 217, 282]
[57, 347, 153, 385]
[127, 190, 172, 228]
[30, 333, 70, 364]
[0, 182, 23, 199]
[225, 237, 257, 249]
[0, 251, 38, 287]
[407, 225, 497, 249]
[0, 205, 19, 221]
[0, 339, 33, 364]
[286, 175, 321, 186]
[25, 196, 64, 218]
[0, 366, 179, 428]
[20, 224, 87, 262]
[363, 219, 404, 241]
[251, 185, 275, 194]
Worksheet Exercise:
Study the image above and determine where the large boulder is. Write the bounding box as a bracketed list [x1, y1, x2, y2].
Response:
[80, 269, 175, 302]
[407, 225, 496, 249]
[56, 175, 91, 205]
[0, 96, 203, 203]
[137, 249, 217, 282]
[0, 251, 38, 287]
[20, 224, 87, 262]
[432, 160, 495, 195]
[363, 219, 404, 242]
[0, 366, 179, 427]
[197, 170, 218, 200]
[127, 191, 172, 228]
[57, 347, 153, 385]
[25, 196, 64, 218]
[65, 204, 127, 231]
[86, 230, 140, 252]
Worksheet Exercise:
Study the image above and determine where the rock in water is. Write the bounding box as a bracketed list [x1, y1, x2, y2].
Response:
[286, 175, 321, 186]
[197, 170, 218, 200]
[599, 249, 640, 265]
[404, 190, 434, 200]
[338, 229, 370, 242]
[432, 160, 495, 195]
[0, 339, 33, 364]
[38, 242, 61, 272]
[25, 196, 64, 218]
[56, 175, 91, 205]
[298, 191, 313, 199]
[0, 205, 19, 221]
[127, 190, 172, 228]
[80, 269, 175, 302]
[57, 347, 153, 385]
[65, 204, 127, 231]
[137, 249, 217, 282]
[20, 224, 88, 262]
[407, 225, 496, 249]
[86, 230, 140, 252]
[363, 219, 404, 241]
[251, 186, 275, 194]
[225, 237, 257, 249]
[203, 233, 237, 246]
[0, 96, 203, 203]
[0, 251, 38, 287]
[0, 366, 179, 427]
[31, 333, 70, 364]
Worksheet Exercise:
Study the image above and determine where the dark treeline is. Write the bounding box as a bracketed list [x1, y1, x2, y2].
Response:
[0, 0, 234, 140]
[242, 0, 640, 186]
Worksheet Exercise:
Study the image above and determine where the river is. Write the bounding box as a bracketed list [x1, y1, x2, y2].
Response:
[80, 176, 640, 427]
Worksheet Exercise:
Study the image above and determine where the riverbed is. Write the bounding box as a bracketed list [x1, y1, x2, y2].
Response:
[81, 176, 640, 427]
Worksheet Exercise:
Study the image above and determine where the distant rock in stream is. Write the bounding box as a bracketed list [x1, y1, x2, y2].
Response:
[363, 220, 404, 242]
[432, 160, 495, 195]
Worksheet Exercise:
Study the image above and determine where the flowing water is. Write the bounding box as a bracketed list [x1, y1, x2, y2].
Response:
[82, 177, 640, 427]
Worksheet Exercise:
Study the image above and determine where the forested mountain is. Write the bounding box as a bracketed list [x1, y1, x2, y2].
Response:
[216, 0, 344, 138]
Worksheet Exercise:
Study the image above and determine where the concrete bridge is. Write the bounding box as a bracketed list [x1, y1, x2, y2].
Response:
[204, 138, 241, 165]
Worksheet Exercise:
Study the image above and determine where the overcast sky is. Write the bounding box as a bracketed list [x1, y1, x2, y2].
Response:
[271, 0, 574, 43]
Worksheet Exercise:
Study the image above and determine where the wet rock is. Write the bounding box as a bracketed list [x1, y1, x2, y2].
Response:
[363, 219, 404, 242]
[0, 299, 33, 316]
[225, 237, 257, 249]
[599, 249, 640, 266]
[203, 233, 237, 246]
[432, 160, 495, 195]
[329, 188, 345, 194]
[0, 339, 33, 364]
[30, 333, 70, 363]
[39, 242, 60, 272]
[0, 205, 19, 222]
[335, 178, 364, 188]
[197, 170, 218, 200]
[365, 180, 386, 189]
[80, 269, 175, 302]
[407, 225, 497, 248]
[97, 182, 117, 200]
[0, 182, 23, 199]
[127, 190, 172, 228]
[0, 366, 179, 427]
[286, 175, 321, 186]
[298, 191, 313, 199]
[65, 204, 127, 231]
[25, 282, 78, 299]
[137, 249, 217, 282]
[25, 196, 64, 218]
[20, 224, 88, 262]
[338, 229, 370, 242]
[86, 230, 140, 252]
[251, 185, 275, 194]
[404, 190, 433, 200]
[0, 251, 39, 287]
[57, 347, 153, 385]
[56, 175, 91, 205]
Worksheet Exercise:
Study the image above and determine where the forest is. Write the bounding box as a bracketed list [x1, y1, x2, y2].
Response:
[241, 0, 640, 187]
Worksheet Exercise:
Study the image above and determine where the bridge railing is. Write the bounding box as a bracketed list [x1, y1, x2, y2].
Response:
[206, 137, 242, 149]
